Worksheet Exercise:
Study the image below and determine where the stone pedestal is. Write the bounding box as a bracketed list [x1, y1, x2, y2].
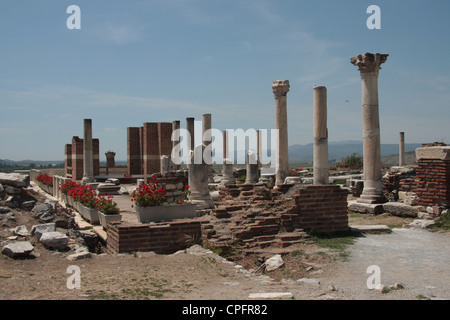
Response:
[272, 80, 290, 186]
[313, 86, 329, 185]
[187, 144, 214, 209]
[351, 52, 388, 204]
[82, 119, 94, 184]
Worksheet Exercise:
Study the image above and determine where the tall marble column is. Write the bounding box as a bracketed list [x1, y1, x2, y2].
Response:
[351, 52, 389, 203]
[186, 117, 195, 164]
[81, 119, 94, 184]
[399, 132, 405, 167]
[272, 80, 290, 186]
[313, 86, 329, 185]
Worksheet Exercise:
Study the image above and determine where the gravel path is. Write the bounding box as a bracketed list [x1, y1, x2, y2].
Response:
[317, 228, 450, 300]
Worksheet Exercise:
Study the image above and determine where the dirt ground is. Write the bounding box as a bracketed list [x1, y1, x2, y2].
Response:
[1, 186, 449, 302]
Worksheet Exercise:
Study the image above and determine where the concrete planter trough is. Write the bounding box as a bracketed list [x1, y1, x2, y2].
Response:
[135, 203, 197, 223]
[98, 211, 122, 229]
[79, 205, 100, 225]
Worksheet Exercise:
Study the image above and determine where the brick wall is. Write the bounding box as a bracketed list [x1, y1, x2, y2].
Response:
[415, 159, 450, 207]
[65, 144, 72, 177]
[284, 185, 349, 233]
[71, 136, 84, 180]
[127, 127, 142, 175]
[106, 220, 202, 254]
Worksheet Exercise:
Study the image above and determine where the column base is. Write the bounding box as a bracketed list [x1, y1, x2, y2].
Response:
[357, 191, 386, 204]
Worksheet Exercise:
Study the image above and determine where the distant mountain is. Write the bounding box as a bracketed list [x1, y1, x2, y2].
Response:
[288, 141, 422, 163]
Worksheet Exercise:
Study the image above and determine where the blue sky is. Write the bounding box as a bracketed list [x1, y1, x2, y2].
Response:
[0, 0, 449, 161]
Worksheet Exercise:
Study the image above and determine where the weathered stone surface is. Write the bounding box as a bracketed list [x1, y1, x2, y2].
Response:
[416, 146, 450, 161]
[66, 251, 91, 261]
[31, 203, 52, 217]
[348, 201, 384, 215]
[39, 231, 69, 250]
[0, 207, 11, 214]
[20, 200, 36, 210]
[97, 183, 121, 195]
[14, 225, 31, 237]
[404, 219, 435, 229]
[2, 241, 34, 258]
[0, 172, 29, 188]
[31, 223, 56, 240]
[383, 202, 419, 217]
[297, 278, 321, 285]
[265, 254, 285, 272]
[248, 292, 293, 299]
[5, 186, 22, 194]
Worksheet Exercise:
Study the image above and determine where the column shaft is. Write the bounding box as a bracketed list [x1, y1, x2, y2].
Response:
[313, 86, 329, 185]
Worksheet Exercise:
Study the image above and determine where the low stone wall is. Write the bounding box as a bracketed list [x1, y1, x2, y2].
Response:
[106, 220, 202, 254]
[285, 185, 349, 233]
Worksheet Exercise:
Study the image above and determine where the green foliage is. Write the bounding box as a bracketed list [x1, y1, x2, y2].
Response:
[336, 153, 363, 169]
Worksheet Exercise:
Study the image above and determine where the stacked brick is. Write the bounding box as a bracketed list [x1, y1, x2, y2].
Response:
[382, 168, 417, 201]
[415, 159, 450, 207]
[285, 185, 349, 233]
[64, 136, 100, 181]
[106, 220, 202, 254]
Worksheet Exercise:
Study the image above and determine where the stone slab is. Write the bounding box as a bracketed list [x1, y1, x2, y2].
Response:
[415, 146, 450, 160]
[350, 225, 391, 233]
[382, 202, 420, 217]
[248, 292, 293, 299]
[0, 172, 29, 188]
[2, 241, 34, 258]
[348, 201, 384, 215]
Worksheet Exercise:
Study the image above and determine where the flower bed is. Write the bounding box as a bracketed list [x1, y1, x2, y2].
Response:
[37, 173, 54, 195]
[131, 176, 195, 223]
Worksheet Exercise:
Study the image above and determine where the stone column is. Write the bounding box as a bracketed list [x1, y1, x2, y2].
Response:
[351, 52, 388, 203]
[273, 80, 290, 186]
[186, 117, 195, 163]
[105, 151, 116, 168]
[245, 150, 259, 184]
[202, 113, 214, 183]
[172, 120, 181, 169]
[221, 130, 235, 186]
[188, 144, 214, 209]
[257, 129, 262, 170]
[399, 132, 405, 167]
[313, 86, 329, 185]
[81, 119, 94, 184]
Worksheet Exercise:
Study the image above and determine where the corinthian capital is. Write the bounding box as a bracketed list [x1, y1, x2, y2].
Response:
[350, 52, 388, 75]
[272, 80, 290, 98]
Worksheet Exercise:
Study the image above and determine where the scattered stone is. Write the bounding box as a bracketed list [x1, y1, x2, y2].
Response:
[39, 212, 55, 223]
[20, 200, 36, 210]
[405, 219, 435, 229]
[14, 225, 31, 237]
[31, 223, 56, 240]
[348, 201, 384, 215]
[297, 278, 321, 285]
[0, 207, 11, 214]
[5, 186, 22, 195]
[248, 292, 293, 299]
[2, 241, 34, 258]
[265, 254, 284, 272]
[281, 279, 296, 285]
[0, 172, 29, 188]
[390, 283, 405, 290]
[328, 285, 337, 292]
[39, 231, 69, 250]
[223, 281, 240, 287]
[31, 203, 52, 218]
[7, 236, 18, 240]
[374, 284, 390, 293]
[66, 251, 91, 261]
[382, 202, 419, 217]
[418, 211, 433, 220]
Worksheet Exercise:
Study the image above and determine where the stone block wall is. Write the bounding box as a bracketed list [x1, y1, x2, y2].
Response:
[106, 220, 202, 254]
[285, 185, 349, 233]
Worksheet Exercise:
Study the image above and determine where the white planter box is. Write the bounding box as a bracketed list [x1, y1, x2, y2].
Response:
[80, 205, 100, 224]
[98, 211, 122, 229]
[135, 203, 197, 223]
